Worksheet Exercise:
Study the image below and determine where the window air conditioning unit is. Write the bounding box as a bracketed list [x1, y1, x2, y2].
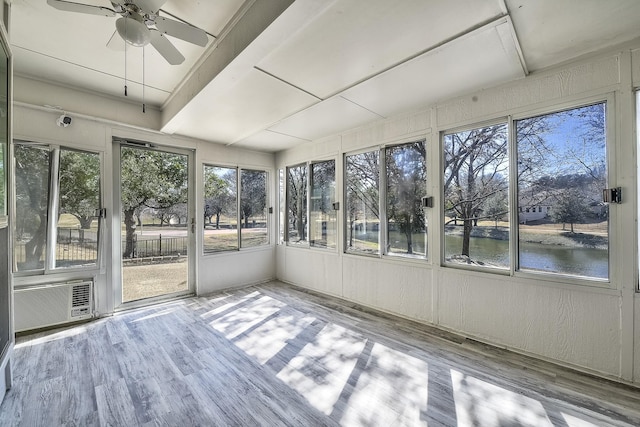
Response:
[14, 280, 94, 332]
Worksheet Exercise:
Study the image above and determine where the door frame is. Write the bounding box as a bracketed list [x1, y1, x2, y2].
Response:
[112, 138, 196, 309]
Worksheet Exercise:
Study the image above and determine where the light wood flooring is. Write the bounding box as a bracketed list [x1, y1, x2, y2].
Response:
[1, 281, 639, 426]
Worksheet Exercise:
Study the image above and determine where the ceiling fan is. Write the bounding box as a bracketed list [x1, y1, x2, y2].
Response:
[46, 0, 209, 65]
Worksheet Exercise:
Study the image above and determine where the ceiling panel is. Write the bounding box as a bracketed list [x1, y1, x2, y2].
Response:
[164, 68, 319, 143]
[341, 18, 526, 119]
[268, 96, 383, 141]
[506, 0, 640, 71]
[161, 0, 245, 37]
[258, 0, 506, 99]
[232, 130, 310, 152]
[14, 48, 169, 106]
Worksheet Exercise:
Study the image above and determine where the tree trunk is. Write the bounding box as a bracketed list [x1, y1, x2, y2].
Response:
[405, 229, 413, 254]
[215, 213, 220, 230]
[24, 213, 47, 268]
[462, 218, 473, 257]
[403, 214, 413, 254]
[349, 218, 354, 247]
[79, 216, 93, 229]
[123, 208, 136, 258]
[297, 212, 305, 240]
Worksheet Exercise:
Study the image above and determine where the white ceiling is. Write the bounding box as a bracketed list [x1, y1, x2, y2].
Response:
[10, 0, 640, 152]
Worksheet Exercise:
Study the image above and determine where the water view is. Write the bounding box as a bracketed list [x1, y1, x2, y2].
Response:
[351, 230, 609, 280]
[444, 234, 608, 279]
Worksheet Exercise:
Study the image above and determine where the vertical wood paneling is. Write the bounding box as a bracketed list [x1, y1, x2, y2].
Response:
[282, 248, 342, 297]
[635, 296, 640, 383]
[341, 257, 433, 323]
[198, 248, 276, 294]
[631, 48, 640, 87]
[436, 269, 621, 376]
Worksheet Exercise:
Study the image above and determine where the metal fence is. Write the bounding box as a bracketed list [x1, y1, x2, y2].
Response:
[15, 230, 188, 266]
[124, 234, 189, 259]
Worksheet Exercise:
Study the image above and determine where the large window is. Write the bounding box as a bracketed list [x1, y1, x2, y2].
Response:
[516, 102, 608, 280]
[278, 169, 285, 244]
[203, 166, 237, 253]
[385, 141, 427, 258]
[203, 165, 269, 253]
[443, 123, 509, 269]
[240, 169, 268, 248]
[14, 143, 101, 272]
[345, 150, 380, 255]
[310, 160, 336, 249]
[441, 101, 609, 281]
[287, 164, 307, 245]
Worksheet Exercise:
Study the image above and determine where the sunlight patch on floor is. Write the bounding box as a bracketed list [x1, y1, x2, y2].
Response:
[233, 313, 316, 364]
[451, 368, 551, 426]
[276, 323, 366, 415]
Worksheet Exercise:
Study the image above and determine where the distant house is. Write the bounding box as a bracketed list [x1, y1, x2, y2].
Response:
[518, 205, 552, 223]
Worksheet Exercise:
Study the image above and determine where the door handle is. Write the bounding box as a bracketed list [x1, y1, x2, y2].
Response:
[191, 218, 195, 233]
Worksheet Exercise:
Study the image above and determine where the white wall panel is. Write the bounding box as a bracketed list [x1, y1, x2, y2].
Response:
[280, 247, 342, 297]
[436, 54, 620, 128]
[275, 135, 341, 167]
[15, 76, 161, 131]
[342, 256, 433, 323]
[635, 296, 640, 384]
[341, 110, 430, 154]
[198, 248, 276, 294]
[632, 48, 640, 88]
[436, 269, 622, 376]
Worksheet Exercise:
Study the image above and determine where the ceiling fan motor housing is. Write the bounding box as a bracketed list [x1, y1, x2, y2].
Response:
[116, 14, 151, 47]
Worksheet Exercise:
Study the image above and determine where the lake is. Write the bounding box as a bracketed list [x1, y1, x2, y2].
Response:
[352, 230, 609, 279]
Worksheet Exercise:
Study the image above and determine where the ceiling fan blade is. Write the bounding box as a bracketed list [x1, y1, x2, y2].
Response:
[155, 16, 208, 47]
[47, 0, 115, 17]
[106, 29, 125, 51]
[150, 30, 185, 65]
[135, 0, 167, 14]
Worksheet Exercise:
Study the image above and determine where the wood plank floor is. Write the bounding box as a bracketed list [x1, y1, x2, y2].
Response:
[1, 280, 639, 426]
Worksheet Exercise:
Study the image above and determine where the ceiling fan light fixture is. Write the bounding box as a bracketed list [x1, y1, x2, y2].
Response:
[116, 16, 150, 47]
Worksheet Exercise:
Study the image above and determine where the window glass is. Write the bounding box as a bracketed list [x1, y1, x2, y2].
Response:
[240, 169, 268, 248]
[443, 123, 509, 269]
[516, 102, 608, 279]
[14, 144, 50, 271]
[56, 149, 100, 268]
[203, 165, 237, 252]
[287, 164, 307, 245]
[345, 151, 380, 255]
[310, 160, 336, 249]
[14, 144, 102, 272]
[385, 141, 427, 258]
[279, 169, 285, 244]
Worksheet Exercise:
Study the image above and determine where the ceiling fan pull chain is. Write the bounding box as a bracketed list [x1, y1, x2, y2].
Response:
[142, 45, 146, 113]
[124, 18, 128, 97]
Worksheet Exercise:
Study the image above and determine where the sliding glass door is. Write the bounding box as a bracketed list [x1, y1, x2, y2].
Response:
[119, 143, 193, 304]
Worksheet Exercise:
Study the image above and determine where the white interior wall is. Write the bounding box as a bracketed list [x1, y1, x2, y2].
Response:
[276, 43, 640, 384]
[196, 139, 277, 295]
[12, 92, 276, 314]
[635, 295, 640, 384]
